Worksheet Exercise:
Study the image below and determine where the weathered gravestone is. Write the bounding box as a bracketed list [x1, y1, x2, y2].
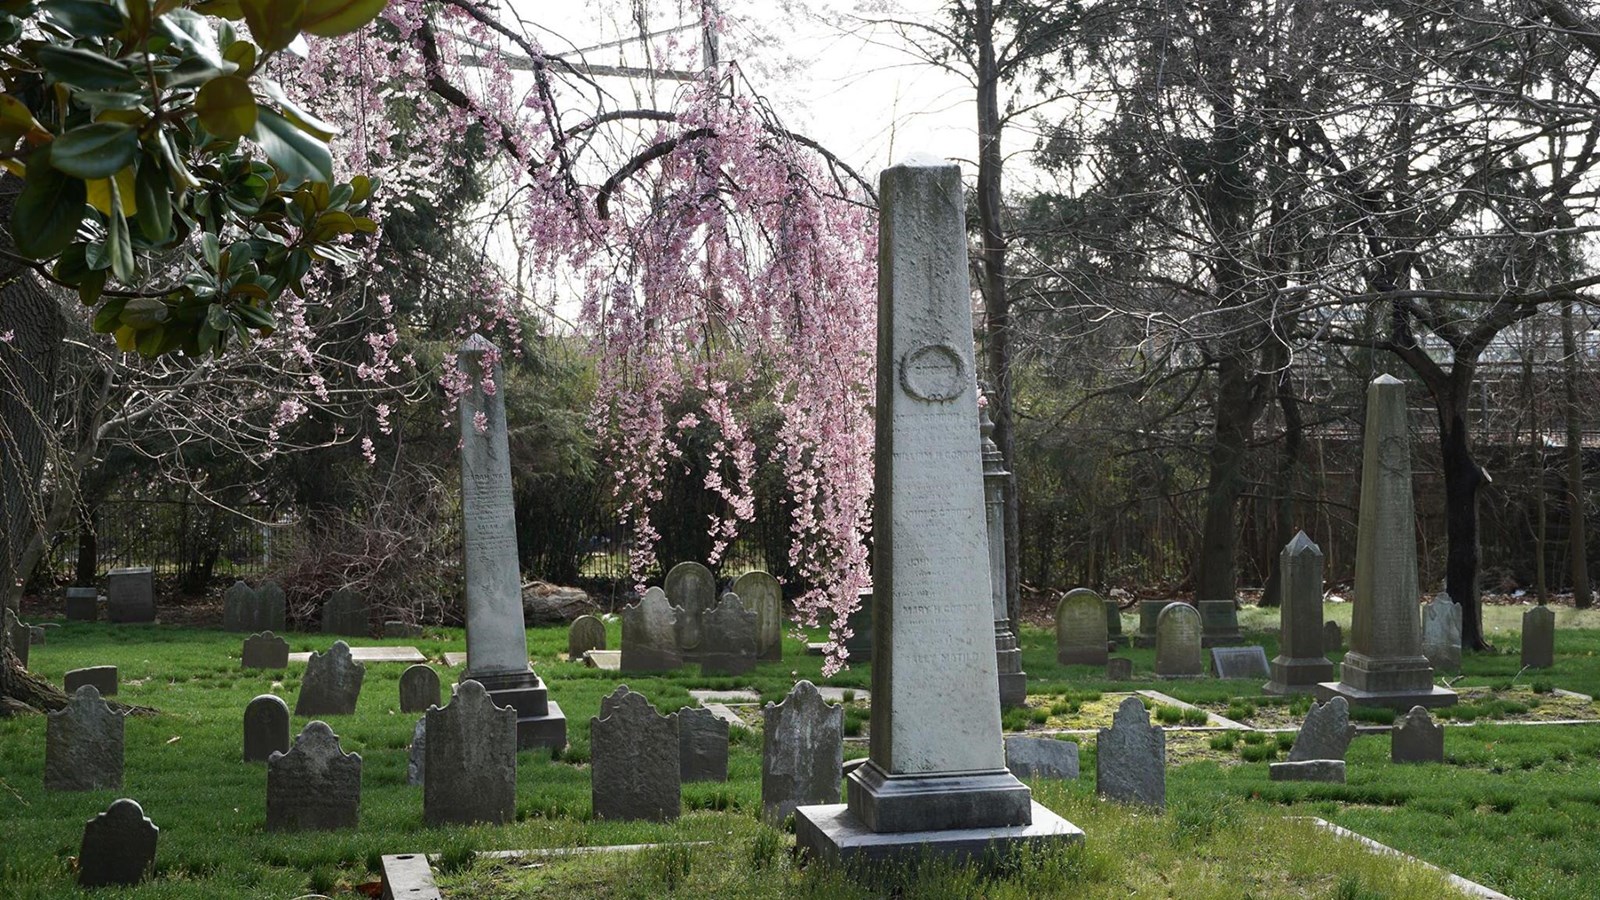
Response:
[1287, 696, 1353, 761]
[320, 589, 369, 637]
[406, 717, 426, 786]
[399, 664, 441, 714]
[1269, 759, 1346, 783]
[45, 684, 123, 791]
[1210, 646, 1270, 680]
[294, 641, 365, 716]
[5, 608, 28, 668]
[1522, 605, 1555, 669]
[1324, 620, 1343, 654]
[762, 680, 843, 825]
[1134, 599, 1174, 648]
[700, 592, 759, 676]
[244, 694, 290, 763]
[1055, 588, 1109, 666]
[1106, 598, 1128, 648]
[1264, 532, 1335, 695]
[1105, 658, 1134, 680]
[678, 705, 730, 783]
[590, 688, 679, 822]
[733, 570, 784, 661]
[568, 614, 608, 659]
[424, 680, 517, 826]
[1095, 697, 1164, 808]
[1154, 603, 1203, 677]
[78, 799, 158, 888]
[621, 587, 681, 673]
[664, 560, 716, 659]
[1198, 599, 1243, 648]
[1004, 736, 1080, 780]
[1421, 593, 1463, 674]
[267, 721, 361, 830]
[793, 158, 1079, 869]
[65, 586, 98, 621]
[242, 631, 290, 670]
[106, 566, 155, 623]
[1315, 375, 1455, 709]
[1391, 705, 1444, 763]
[223, 580, 287, 632]
[65, 665, 118, 697]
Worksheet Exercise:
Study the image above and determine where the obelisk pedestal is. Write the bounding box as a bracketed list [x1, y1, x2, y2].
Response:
[794, 155, 1080, 870]
[458, 335, 566, 749]
[1263, 532, 1334, 694]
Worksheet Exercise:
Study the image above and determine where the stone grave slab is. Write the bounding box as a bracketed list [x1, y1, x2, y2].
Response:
[677, 705, 730, 783]
[293, 641, 365, 716]
[443, 651, 469, 667]
[590, 689, 679, 822]
[242, 631, 291, 669]
[700, 592, 758, 676]
[288, 645, 428, 664]
[583, 650, 620, 670]
[568, 614, 607, 659]
[621, 587, 681, 672]
[1004, 736, 1080, 780]
[267, 721, 361, 830]
[65, 665, 118, 697]
[1391, 706, 1444, 763]
[1154, 603, 1203, 677]
[734, 570, 784, 661]
[399, 664, 441, 714]
[763, 680, 843, 825]
[78, 799, 157, 888]
[1055, 588, 1108, 666]
[1095, 696, 1164, 808]
[1210, 646, 1270, 680]
[1269, 759, 1346, 782]
[244, 694, 290, 763]
[106, 567, 155, 623]
[46, 685, 124, 791]
[381, 854, 442, 900]
[424, 680, 517, 826]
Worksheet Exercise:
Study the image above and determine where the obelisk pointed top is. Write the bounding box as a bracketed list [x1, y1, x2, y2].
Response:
[894, 150, 952, 168]
[1372, 373, 1403, 386]
[1286, 531, 1322, 557]
[459, 333, 495, 355]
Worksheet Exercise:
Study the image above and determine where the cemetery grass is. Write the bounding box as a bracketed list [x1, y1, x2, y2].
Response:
[0, 617, 1596, 897]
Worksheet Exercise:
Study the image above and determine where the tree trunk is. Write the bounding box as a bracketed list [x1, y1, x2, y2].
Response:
[1196, 356, 1256, 603]
[1260, 371, 1303, 607]
[75, 502, 97, 586]
[1435, 387, 1488, 649]
[1564, 298, 1591, 607]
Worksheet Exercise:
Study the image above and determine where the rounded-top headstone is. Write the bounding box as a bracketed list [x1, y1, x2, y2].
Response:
[399, 664, 441, 714]
[244, 694, 291, 763]
[568, 615, 608, 659]
[1055, 588, 1109, 666]
[664, 561, 716, 651]
[1154, 603, 1203, 677]
[732, 570, 784, 661]
[78, 798, 158, 888]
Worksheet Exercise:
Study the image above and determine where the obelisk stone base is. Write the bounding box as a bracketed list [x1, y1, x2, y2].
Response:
[1313, 682, 1456, 710]
[844, 762, 1032, 833]
[462, 670, 567, 751]
[794, 801, 1082, 872]
[1263, 656, 1335, 695]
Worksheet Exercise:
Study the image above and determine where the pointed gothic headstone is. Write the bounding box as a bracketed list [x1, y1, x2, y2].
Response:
[293, 641, 365, 716]
[45, 684, 123, 791]
[700, 592, 758, 676]
[733, 570, 784, 661]
[244, 694, 290, 763]
[424, 680, 517, 826]
[1264, 532, 1335, 694]
[621, 587, 681, 672]
[78, 799, 158, 888]
[266, 721, 361, 831]
[762, 680, 843, 825]
[590, 688, 679, 822]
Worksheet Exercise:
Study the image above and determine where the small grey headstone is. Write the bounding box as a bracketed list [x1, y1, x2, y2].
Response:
[293, 641, 365, 716]
[733, 570, 784, 660]
[1055, 588, 1109, 666]
[678, 705, 730, 783]
[1420, 593, 1462, 674]
[1095, 696, 1165, 808]
[1287, 696, 1353, 762]
[244, 694, 290, 763]
[1210, 646, 1270, 679]
[242, 631, 291, 670]
[223, 580, 287, 632]
[407, 717, 426, 786]
[66, 586, 99, 621]
[664, 561, 716, 654]
[1269, 759, 1346, 782]
[1154, 603, 1203, 677]
[1391, 705, 1444, 764]
[1135, 599, 1174, 647]
[425, 680, 517, 826]
[29, 625, 44, 645]
[620, 588, 681, 672]
[590, 688, 680, 822]
[1105, 598, 1128, 646]
[399, 664, 441, 714]
[383, 620, 423, 638]
[568, 615, 607, 658]
[1324, 620, 1342, 653]
[700, 592, 758, 676]
[761, 680, 843, 824]
[65, 665, 119, 697]
[1004, 735, 1080, 780]
[1105, 657, 1133, 680]
[78, 798, 158, 888]
[106, 566, 155, 623]
[320, 588, 369, 637]
[266, 721, 361, 831]
[46, 684, 124, 791]
[1521, 605, 1555, 669]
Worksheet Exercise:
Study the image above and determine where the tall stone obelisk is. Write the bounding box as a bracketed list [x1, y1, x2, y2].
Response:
[1315, 374, 1455, 709]
[458, 334, 567, 749]
[794, 155, 1080, 868]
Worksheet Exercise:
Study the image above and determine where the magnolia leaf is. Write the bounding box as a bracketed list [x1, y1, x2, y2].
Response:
[257, 78, 338, 140]
[12, 146, 85, 259]
[300, 0, 384, 37]
[121, 296, 168, 328]
[250, 108, 331, 185]
[223, 39, 257, 75]
[240, 0, 302, 53]
[113, 324, 138, 351]
[196, 76, 257, 140]
[105, 173, 134, 281]
[134, 157, 173, 242]
[32, 43, 135, 90]
[52, 122, 138, 179]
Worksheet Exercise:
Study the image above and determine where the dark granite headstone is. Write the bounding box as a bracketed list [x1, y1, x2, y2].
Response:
[266, 721, 361, 830]
[761, 680, 842, 824]
[244, 694, 290, 763]
[64, 665, 119, 697]
[1134, 599, 1175, 648]
[106, 566, 155, 623]
[1105, 598, 1128, 647]
[424, 680, 517, 826]
[242, 631, 291, 670]
[677, 705, 730, 783]
[1095, 697, 1164, 808]
[590, 688, 679, 822]
[1198, 599, 1243, 647]
[293, 641, 365, 716]
[78, 799, 157, 888]
[399, 664, 441, 714]
[65, 586, 99, 621]
[45, 685, 123, 791]
[1521, 605, 1555, 669]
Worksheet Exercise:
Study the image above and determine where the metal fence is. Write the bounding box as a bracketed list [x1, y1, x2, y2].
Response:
[40, 498, 281, 587]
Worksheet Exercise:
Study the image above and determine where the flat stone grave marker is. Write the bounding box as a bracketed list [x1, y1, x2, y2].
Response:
[733, 570, 784, 661]
[1421, 593, 1462, 674]
[1287, 696, 1353, 761]
[321, 588, 370, 637]
[425, 680, 517, 826]
[407, 717, 426, 786]
[700, 592, 758, 676]
[584, 650, 621, 670]
[1391, 705, 1444, 764]
[293, 641, 365, 716]
[287, 645, 428, 664]
[65, 665, 119, 696]
[1522, 605, 1555, 669]
[106, 566, 155, 623]
[46, 684, 124, 791]
[443, 651, 469, 667]
[1055, 588, 1109, 666]
[66, 586, 98, 621]
[590, 689, 680, 822]
[78, 799, 157, 888]
[1154, 603, 1203, 677]
[813, 686, 869, 704]
[1004, 736, 1080, 780]
[242, 631, 290, 670]
[1106, 658, 1134, 680]
[762, 680, 842, 825]
[689, 688, 761, 704]
[1324, 620, 1342, 653]
[267, 721, 361, 831]
[399, 664, 441, 713]
[223, 580, 286, 632]
[678, 705, 730, 783]
[664, 561, 717, 657]
[244, 694, 290, 763]
[1210, 646, 1270, 680]
[1269, 759, 1346, 783]
[1096, 696, 1165, 808]
[568, 615, 607, 659]
[621, 587, 681, 673]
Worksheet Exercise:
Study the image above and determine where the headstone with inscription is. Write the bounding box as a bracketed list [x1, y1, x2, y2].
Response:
[1264, 532, 1335, 694]
[242, 631, 290, 670]
[1391, 705, 1444, 763]
[568, 614, 607, 659]
[45, 684, 123, 791]
[700, 592, 759, 676]
[244, 694, 290, 763]
[621, 587, 681, 672]
[1095, 697, 1164, 808]
[267, 721, 361, 831]
[733, 570, 784, 661]
[224, 580, 286, 632]
[793, 156, 1079, 869]
[665, 561, 717, 659]
[456, 334, 566, 750]
[65, 665, 118, 696]
[1521, 605, 1555, 669]
[106, 566, 155, 623]
[399, 664, 441, 714]
[320, 589, 369, 637]
[1421, 593, 1462, 674]
[424, 680, 517, 826]
[590, 688, 679, 822]
[293, 641, 365, 716]
[65, 586, 98, 621]
[1134, 599, 1174, 648]
[1316, 376, 1455, 709]
[1198, 599, 1243, 648]
[1287, 696, 1353, 762]
[78, 799, 158, 888]
[1055, 588, 1109, 666]
[1154, 603, 1203, 677]
[762, 680, 843, 825]
[678, 705, 730, 783]
[1210, 646, 1270, 679]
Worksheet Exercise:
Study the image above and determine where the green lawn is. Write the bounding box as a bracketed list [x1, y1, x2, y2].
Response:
[0, 609, 1594, 897]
